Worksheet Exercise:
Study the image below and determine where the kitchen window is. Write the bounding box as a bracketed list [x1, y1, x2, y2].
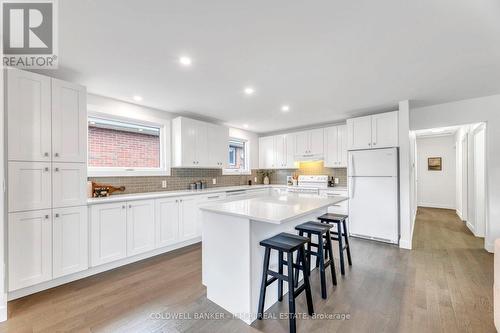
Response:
[224, 138, 250, 175]
[87, 115, 170, 176]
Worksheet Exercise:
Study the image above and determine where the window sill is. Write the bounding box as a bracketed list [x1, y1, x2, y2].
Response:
[88, 168, 171, 177]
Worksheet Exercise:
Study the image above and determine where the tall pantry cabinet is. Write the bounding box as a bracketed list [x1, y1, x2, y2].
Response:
[6, 68, 88, 291]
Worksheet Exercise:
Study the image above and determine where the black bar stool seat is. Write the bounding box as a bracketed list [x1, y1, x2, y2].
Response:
[295, 221, 337, 299]
[258, 233, 314, 333]
[317, 213, 352, 275]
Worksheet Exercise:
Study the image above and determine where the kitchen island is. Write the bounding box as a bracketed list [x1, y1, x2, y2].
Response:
[200, 192, 348, 324]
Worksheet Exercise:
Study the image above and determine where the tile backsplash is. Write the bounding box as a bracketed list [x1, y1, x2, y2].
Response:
[89, 162, 347, 195]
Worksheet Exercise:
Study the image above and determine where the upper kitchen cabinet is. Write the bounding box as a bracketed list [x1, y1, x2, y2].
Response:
[294, 128, 324, 160]
[172, 117, 229, 169]
[7, 69, 52, 162]
[347, 111, 398, 150]
[258, 134, 296, 169]
[324, 125, 347, 167]
[51, 79, 87, 163]
[259, 136, 275, 169]
[7, 69, 87, 163]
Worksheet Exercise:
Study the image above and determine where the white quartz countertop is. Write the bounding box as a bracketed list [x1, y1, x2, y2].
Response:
[87, 185, 284, 205]
[200, 192, 348, 224]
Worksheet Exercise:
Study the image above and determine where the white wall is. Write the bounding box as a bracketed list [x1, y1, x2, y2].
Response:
[410, 94, 500, 252]
[0, 66, 7, 321]
[416, 135, 456, 209]
[398, 100, 413, 250]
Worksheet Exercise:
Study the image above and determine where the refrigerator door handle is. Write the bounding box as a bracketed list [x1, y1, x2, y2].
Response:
[350, 177, 355, 198]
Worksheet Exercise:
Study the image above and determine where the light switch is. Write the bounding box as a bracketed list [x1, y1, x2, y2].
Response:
[334, 178, 339, 184]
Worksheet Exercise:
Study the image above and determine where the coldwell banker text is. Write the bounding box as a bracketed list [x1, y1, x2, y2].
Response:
[2, 0, 58, 69]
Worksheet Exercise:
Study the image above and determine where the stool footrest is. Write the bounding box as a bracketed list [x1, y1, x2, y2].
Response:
[267, 270, 287, 283]
[265, 276, 278, 287]
[293, 284, 306, 298]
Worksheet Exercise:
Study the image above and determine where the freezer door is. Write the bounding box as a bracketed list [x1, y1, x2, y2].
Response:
[348, 148, 398, 177]
[348, 176, 399, 244]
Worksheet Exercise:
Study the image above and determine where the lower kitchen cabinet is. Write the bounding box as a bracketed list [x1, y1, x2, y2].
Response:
[127, 200, 155, 256]
[53, 206, 88, 278]
[9, 209, 52, 291]
[179, 196, 200, 241]
[90, 202, 127, 266]
[155, 197, 180, 248]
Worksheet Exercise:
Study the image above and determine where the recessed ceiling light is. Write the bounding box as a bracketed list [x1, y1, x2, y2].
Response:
[243, 124, 249, 129]
[179, 56, 192, 66]
[244, 87, 255, 95]
[133, 95, 143, 102]
[281, 105, 290, 112]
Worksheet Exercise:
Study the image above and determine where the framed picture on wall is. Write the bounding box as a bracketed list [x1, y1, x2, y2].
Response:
[428, 157, 442, 171]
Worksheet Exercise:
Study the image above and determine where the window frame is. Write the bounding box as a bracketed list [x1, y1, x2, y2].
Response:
[87, 110, 171, 177]
[223, 137, 251, 175]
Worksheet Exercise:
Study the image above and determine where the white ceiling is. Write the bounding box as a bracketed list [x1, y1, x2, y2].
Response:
[43, 0, 500, 133]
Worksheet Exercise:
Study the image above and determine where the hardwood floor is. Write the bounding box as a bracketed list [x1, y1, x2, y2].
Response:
[0, 207, 494, 332]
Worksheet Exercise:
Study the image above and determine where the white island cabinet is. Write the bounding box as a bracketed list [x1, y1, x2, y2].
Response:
[200, 192, 348, 325]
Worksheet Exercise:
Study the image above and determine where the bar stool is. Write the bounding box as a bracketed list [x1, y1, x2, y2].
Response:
[294, 221, 337, 299]
[258, 233, 314, 333]
[317, 213, 352, 275]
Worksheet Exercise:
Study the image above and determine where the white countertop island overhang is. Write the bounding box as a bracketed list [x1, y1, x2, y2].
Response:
[200, 192, 348, 324]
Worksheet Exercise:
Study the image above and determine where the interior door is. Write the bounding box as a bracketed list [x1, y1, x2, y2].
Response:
[51, 79, 87, 163]
[7, 69, 52, 162]
[348, 176, 398, 243]
[53, 206, 88, 278]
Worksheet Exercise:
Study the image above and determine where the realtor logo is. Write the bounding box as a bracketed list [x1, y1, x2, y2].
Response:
[2, 0, 58, 68]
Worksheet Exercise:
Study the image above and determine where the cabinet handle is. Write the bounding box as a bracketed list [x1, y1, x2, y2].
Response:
[55, 213, 60, 218]
[45, 215, 49, 219]
[54, 152, 59, 157]
[122, 205, 126, 209]
[44, 167, 49, 172]
[373, 142, 377, 146]
[129, 204, 132, 208]
[44, 152, 49, 157]
[54, 167, 59, 172]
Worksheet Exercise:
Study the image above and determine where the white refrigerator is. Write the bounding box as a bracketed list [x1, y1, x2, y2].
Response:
[348, 148, 399, 244]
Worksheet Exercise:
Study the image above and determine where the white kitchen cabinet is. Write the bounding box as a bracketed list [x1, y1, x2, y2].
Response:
[371, 111, 399, 149]
[172, 117, 229, 168]
[259, 136, 275, 169]
[207, 123, 229, 168]
[52, 163, 87, 208]
[155, 197, 180, 248]
[7, 69, 52, 162]
[51, 79, 87, 163]
[324, 125, 348, 167]
[347, 111, 398, 150]
[90, 202, 127, 266]
[179, 196, 200, 241]
[274, 134, 296, 169]
[9, 209, 52, 291]
[53, 206, 88, 278]
[294, 129, 324, 159]
[127, 200, 155, 256]
[8, 161, 51, 212]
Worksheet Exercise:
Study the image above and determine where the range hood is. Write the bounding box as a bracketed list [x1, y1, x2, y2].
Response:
[293, 152, 324, 162]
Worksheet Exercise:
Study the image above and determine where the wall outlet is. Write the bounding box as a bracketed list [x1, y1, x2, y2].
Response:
[334, 178, 339, 185]
[212, 178, 217, 185]
[254, 177, 257, 183]
[161, 180, 167, 188]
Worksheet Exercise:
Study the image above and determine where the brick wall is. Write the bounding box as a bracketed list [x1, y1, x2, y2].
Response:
[88, 126, 160, 168]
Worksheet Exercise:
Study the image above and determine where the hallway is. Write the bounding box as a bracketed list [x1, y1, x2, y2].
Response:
[0, 208, 494, 332]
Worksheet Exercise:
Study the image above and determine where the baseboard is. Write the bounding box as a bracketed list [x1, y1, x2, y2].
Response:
[418, 203, 456, 210]
[399, 238, 412, 250]
[485, 241, 494, 253]
[456, 209, 463, 220]
[466, 221, 476, 235]
[8, 237, 201, 301]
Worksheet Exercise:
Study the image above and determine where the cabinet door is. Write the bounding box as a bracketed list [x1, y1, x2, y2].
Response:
[53, 206, 88, 278]
[338, 125, 348, 167]
[178, 117, 198, 167]
[127, 200, 155, 256]
[294, 131, 309, 156]
[7, 69, 51, 162]
[8, 209, 52, 291]
[371, 111, 399, 148]
[275, 135, 286, 168]
[308, 129, 324, 156]
[207, 124, 229, 168]
[52, 163, 87, 208]
[347, 116, 372, 150]
[179, 196, 200, 240]
[90, 202, 127, 266]
[195, 121, 209, 167]
[51, 79, 87, 163]
[259, 136, 275, 169]
[323, 126, 339, 167]
[8, 161, 51, 212]
[282, 134, 296, 169]
[155, 197, 180, 248]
